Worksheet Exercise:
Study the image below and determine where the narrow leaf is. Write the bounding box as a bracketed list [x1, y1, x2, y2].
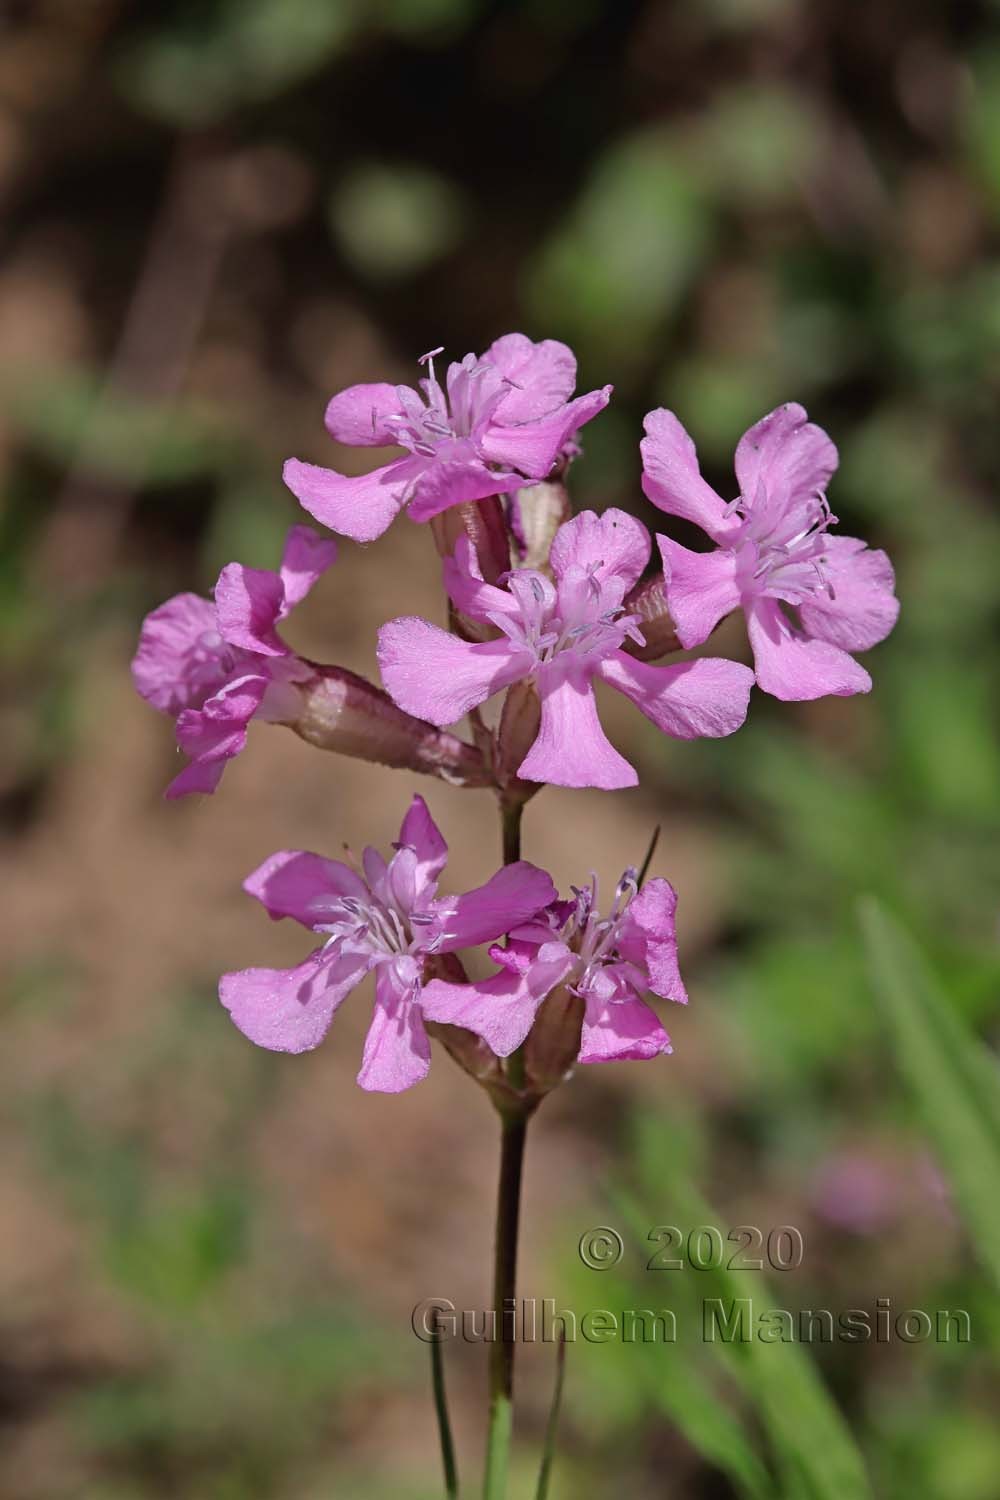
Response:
[619, 1123, 873, 1500]
[534, 1332, 566, 1500]
[860, 897, 1000, 1289]
[430, 1310, 459, 1497]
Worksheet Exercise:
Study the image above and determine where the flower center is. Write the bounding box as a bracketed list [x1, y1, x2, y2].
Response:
[313, 890, 415, 961]
[488, 567, 644, 669]
[560, 870, 638, 996]
[384, 347, 510, 456]
[729, 484, 837, 603]
[186, 629, 244, 702]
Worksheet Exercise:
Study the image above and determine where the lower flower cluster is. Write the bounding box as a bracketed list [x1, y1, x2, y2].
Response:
[131, 331, 898, 1099]
[219, 796, 684, 1094]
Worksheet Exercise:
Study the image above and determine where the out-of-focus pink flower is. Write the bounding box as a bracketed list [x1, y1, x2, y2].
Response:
[377, 509, 754, 789]
[642, 403, 899, 701]
[811, 1151, 901, 1235]
[811, 1147, 955, 1236]
[132, 525, 335, 796]
[422, 869, 686, 1065]
[219, 796, 557, 1093]
[283, 335, 611, 543]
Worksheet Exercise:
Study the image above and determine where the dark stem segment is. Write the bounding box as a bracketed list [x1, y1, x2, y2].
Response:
[484, 1109, 528, 1497]
[501, 798, 523, 866]
[484, 796, 530, 1498]
[431, 1309, 460, 1498]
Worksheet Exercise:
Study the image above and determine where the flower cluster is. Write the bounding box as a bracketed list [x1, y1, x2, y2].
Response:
[134, 334, 898, 1095]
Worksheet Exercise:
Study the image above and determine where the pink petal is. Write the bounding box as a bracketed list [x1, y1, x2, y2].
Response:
[487, 334, 577, 423]
[619, 879, 687, 1004]
[579, 994, 673, 1064]
[385, 846, 420, 915]
[443, 537, 522, 622]
[641, 409, 737, 542]
[283, 456, 412, 542]
[480, 387, 612, 479]
[422, 968, 554, 1058]
[243, 849, 367, 925]
[220, 951, 367, 1054]
[166, 757, 228, 798]
[278, 524, 338, 610]
[798, 536, 899, 652]
[549, 508, 650, 594]
[357, 970, 431, 1093]
[324, 382, 405, 446]
[166, 674, 268, 799]
[405, 456, 524, 524]
[747, 596, 871, 701]
[183, 673, 268, 736]
[214, 563, 286, 656]
[734, 403, 837, 515]
[518, 659, 637, 789]
[431, 862, 559, 953]
[657, 535, 741, 648]
[598, 651, 754, 740]
[397, 795, 449, 889]
[361, 842, 387, 888]
[377, 616, 528, 726]
[131, 592, 220, 713]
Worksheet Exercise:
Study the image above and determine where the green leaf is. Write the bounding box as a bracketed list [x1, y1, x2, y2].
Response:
[637, 1352, 773, 1500]
[626, 1118, 873, 1500]
[859, 898, 1000, 1289]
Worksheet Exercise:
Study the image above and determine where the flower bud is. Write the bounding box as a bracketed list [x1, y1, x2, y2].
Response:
[523, 983, 585, 1097]
[621, 572, 681, 661]
[429, 496, 512, 585]
[494, 679, 542, 805]
[292, 666, 491, 786]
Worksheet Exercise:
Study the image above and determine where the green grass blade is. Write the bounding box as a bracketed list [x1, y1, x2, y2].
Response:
[860, 897, 1000, 1288]
[620, 1132, 874, 1500]
[637, 1351, 772, 1499]
[430, 1314, 459, 1498]
[534, 1332, 566, 1500]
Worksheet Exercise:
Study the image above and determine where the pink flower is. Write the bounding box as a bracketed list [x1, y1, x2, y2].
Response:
[422, 870, 686, 1064]
[282, 334, 611, 543]
[131, 525, 336, 796]
[810, 1151, 900, 1235]
[642, 403, 900, 700]
[377, 509, 755, 790]
[219, 796, 558, 1093]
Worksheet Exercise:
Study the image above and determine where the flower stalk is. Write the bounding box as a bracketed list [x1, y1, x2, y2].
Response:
[485, 796, 532, 1499]
[484, 1105, 529, 1500]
